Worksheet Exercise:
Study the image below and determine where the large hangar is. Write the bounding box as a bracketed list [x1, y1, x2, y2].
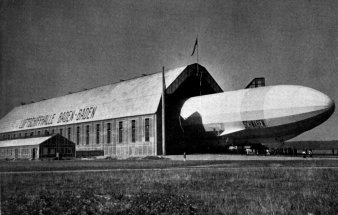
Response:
[0, 63, 222, 158]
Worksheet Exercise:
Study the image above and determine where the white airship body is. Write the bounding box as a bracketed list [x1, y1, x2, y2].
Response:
[180, 85, 335, 144]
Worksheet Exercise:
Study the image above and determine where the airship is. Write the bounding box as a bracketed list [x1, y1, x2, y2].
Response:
[180, 84, 335, 146]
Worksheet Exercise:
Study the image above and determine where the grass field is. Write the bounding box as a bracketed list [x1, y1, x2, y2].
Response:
[1, 158, 338, 214]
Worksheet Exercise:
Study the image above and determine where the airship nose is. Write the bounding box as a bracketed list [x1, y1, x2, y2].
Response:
[293, 86, 335, 116]
[319, 93, 335, 112]
[322, 96, 335, 118]
[327, 97, 335, 115]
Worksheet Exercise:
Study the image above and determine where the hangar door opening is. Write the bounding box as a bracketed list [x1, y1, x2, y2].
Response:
[163, 64, 223, 154]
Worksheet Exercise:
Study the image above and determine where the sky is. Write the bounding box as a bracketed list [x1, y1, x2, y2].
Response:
[0, 0, 337, 141]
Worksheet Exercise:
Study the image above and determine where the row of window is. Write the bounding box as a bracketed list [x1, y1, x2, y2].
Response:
[1, 118, 152, 145]
[0, 149, 13, 155]
[0, 148, 30, 156]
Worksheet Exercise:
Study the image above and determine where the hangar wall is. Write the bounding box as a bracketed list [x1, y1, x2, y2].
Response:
[0, 114, 156, 158]
[102, 114, 157, 157]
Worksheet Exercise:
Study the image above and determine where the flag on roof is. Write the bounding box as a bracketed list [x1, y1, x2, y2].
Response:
[191, 38, 198, 56]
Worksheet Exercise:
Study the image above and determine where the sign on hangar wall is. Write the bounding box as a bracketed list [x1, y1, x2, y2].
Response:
[18, 106, 97, 129]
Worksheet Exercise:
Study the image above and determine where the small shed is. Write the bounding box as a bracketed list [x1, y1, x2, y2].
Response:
[0, 134, 75, 160]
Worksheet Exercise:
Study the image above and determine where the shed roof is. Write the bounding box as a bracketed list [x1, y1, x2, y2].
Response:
[0, 65, 191, 133]
[0, 136, 52, 148]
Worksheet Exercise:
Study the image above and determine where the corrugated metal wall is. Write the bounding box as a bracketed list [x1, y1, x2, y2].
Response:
[103, 114, 157, 158]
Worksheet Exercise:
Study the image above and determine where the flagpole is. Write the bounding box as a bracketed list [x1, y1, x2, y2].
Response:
[162, 66, 166, 156]
[197, 35, 202, 96]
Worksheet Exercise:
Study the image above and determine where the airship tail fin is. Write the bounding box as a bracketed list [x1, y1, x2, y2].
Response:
[245, 77, 265, 88]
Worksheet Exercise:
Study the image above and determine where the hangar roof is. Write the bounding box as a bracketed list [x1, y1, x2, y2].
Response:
[0, 136, 52, 147]
[0, 64, 221, 134]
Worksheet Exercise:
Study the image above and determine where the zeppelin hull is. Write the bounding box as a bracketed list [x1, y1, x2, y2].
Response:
[180, 85, 335, 145]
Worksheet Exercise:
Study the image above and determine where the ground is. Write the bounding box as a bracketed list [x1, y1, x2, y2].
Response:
[1, 155, 338, 214]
